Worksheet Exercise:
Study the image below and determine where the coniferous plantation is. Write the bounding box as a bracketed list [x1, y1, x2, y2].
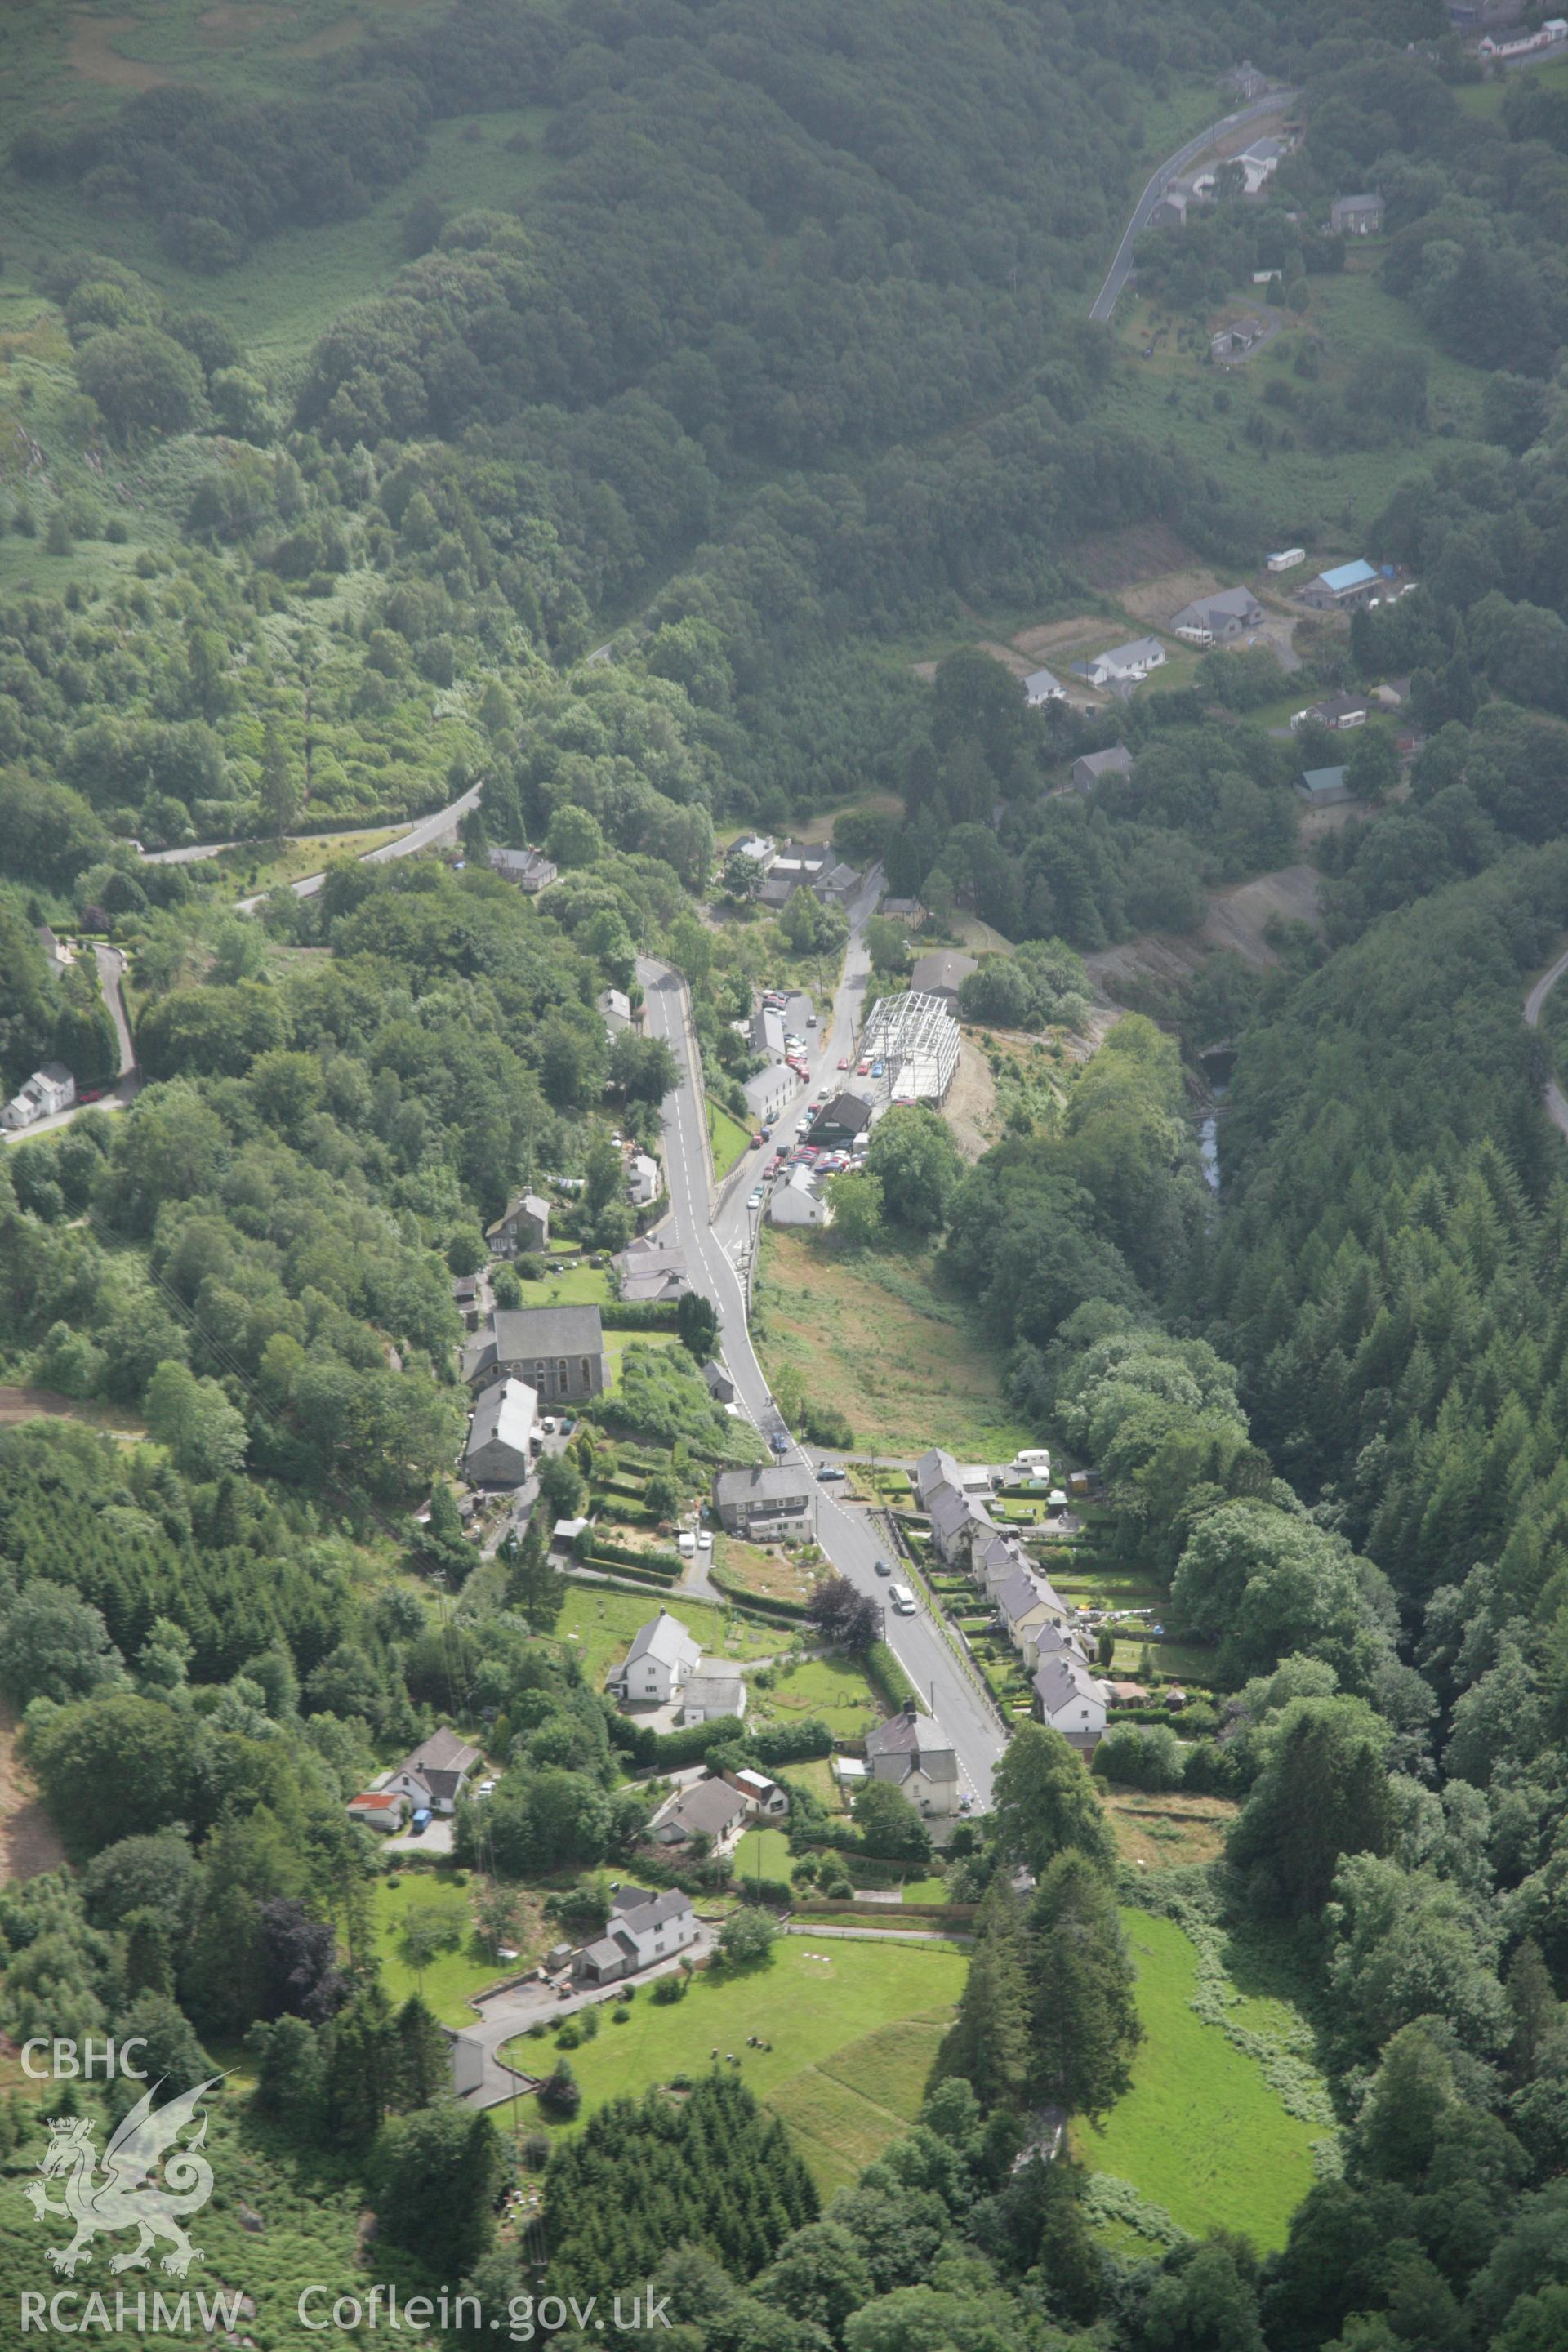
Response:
[2, 0, 1568, 2346]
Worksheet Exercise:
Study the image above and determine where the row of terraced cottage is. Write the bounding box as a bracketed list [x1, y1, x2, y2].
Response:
[910, 1447, 1180, 1752]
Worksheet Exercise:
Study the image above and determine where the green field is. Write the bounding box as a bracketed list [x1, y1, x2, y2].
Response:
[1077, 1911, 1323, 2252]
[506, 1937, 966, 2193]
[1455, 54, 1568, 118]
[733, 1826, 794, 1879]
[754, 1654, 880, 1739]
[757, 1227, 1036, 1459]
[708, 1099, 755, 1178]
[365, 1869, 519, 2029]
[554, 1586, 782, 1688]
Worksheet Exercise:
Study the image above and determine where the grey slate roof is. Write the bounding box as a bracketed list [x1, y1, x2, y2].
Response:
[655, 1778, 747, 1842]
[713, 1465, 813, 1508]
[623, 1610, 697, 1672]
[684, 1672, 745, 1717]
[1032, 1656, 1107, 1717]
[864, 1709, 960, 1784]
[493, 1303, 605, 1359]
[909, 950, 978, 997]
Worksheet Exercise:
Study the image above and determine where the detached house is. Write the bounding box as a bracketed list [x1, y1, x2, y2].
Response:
[381, 1728, 483, 1817]
[573, 1886, 697, 1984]
[610, 1610, 702, 1706]
[488, 845, 557, 892]
[864, 1704, 961, 1815]
[1071, 745, 1134, 794]
[649, 1775, 748, 1850]
[486, 1192, 550, 1257]
[1032, 1656, 1110, 1754]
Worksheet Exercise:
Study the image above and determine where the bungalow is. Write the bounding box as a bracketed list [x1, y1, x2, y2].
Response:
[1023, 666, 1067, 706]
[724, 1767, 788, 1818]
[1032, 1656, 1109, 1753]
[1071, 745, 1134, 794]
[1236, 136, 1287, 194]
[648, 1777, 748, 1851]
[908, 950, 978, 1004]
[383, 1728, 483, 1817]
[485, 1191, 550, 1257]
[808, 1092, 873, 1150]
[1209, 318, 1267, 362]
[1300, 559, 1381, 611]
[702, 1359, 736, 1405]
[465, 1303, 609, 1401]
[769, 1167, 832, 1227]
[1306, 693, 1370, 731]
[679, 1664, 748, 1725]
[1076, 636, 1166, 689]
[464, 1375, 538, 1486]
[864, 1703, 961, 1815]
[488, 845, 557, 892]
[628, 1152, 662, 1209]
[613, 1236, 690, 1303]
[573, 1886, 698, 1984]
[1169, 586, 1263, 645]
[610, 1610, 702, 1705]
[713, 1464, 815, 1539]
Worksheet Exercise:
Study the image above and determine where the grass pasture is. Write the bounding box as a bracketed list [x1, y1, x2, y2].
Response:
[1099, 1789, 1237, 1870]
[364, 1867, 532, 2028]
[754, 1653, 879, 1739]
[733, 1826, 793, 1880]
[506, 1937, 966, 2193]
[1077, 1910, 1321, 2252]
[756, 1228, 1034, 1460]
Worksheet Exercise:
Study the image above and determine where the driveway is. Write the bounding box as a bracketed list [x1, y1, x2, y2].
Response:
[452, 1923, 721, 2106]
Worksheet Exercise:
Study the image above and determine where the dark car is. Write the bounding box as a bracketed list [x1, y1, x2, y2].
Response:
[874, 1557, 892, 1576]
[817, 1464, 847, 1482]
[768, 1431, 790, 1454]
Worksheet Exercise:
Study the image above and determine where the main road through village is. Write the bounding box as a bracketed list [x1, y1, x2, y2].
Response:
[636, 880, 1005, 1809]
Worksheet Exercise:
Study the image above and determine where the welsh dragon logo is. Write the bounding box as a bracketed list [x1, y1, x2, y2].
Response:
[24, 2077, 222, 2278]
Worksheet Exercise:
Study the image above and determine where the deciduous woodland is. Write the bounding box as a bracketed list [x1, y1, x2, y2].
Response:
[1, 0, 1567, 2345]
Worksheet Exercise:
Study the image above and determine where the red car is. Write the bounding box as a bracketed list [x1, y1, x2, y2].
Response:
[749, 1134, 764, 1148]
[837, 1056, 849, 1070]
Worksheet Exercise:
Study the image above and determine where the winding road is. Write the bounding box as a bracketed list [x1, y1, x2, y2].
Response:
[1523, 943, 1568, 1138]
[637, 880, 1007, 1809]
[1089, 90, 1300, 323]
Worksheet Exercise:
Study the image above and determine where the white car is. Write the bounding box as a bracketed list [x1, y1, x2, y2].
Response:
[697, 1530, 713, 1551]
[747, 1188, 764, 1209]
[888, 1584, 917, 1615]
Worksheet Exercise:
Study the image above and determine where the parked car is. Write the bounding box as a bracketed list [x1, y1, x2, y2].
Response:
[857, 1059, 871, 1075]
[541, 1415, 557, 1434]
[871, 1059, 885, 1077]
[750, 1134, 764, 1148]
[697, 1530, 713, 1550]
[410, 1808, 433, 1835]
[807, 1012, 817, 1027]
[818, 1465, 846, 1482]
[747, 1188, 764, 1209]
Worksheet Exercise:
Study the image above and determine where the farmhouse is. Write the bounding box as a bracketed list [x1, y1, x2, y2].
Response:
[485, 1191, 550, 1257]
[1071, 745, 1134, 793]
[1169, 585, 1263, 644]
[908, 950, 978, 1004]
[488, 845, 557, 892]
[610, 1610, 702, 1705]
[858, 991, 960, 1106]
[573, 1886, 698, 1983]
[864, 1703, 961, 1815]
[713, 1464, 816, 1539]
[1300, 558, 1381, 611]
[464, 1376, 538, 1486]
[1330, 193, 1384, 235]
[464, 1303, 609, 1399]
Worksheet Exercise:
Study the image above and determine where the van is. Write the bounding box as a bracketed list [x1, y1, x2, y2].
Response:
[888, 1584, 916, 1615]
[677, 1531, 697, 1557]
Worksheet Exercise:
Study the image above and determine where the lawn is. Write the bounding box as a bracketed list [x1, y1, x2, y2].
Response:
[754, 1654, 880, 1739]
[708, 1099, 755, 1179]
[733, 1826, 793, 1880]
[554, 1586, 782, 1688]
[506, 1937, 966, 2194]
[755, 1228, 1036, 1459]
[1077, 1911, 1322, 2252]
[1455, 55, 1568, 118]
[715, 1534, 823, 1606]
[363, 1868, 532, 2029]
